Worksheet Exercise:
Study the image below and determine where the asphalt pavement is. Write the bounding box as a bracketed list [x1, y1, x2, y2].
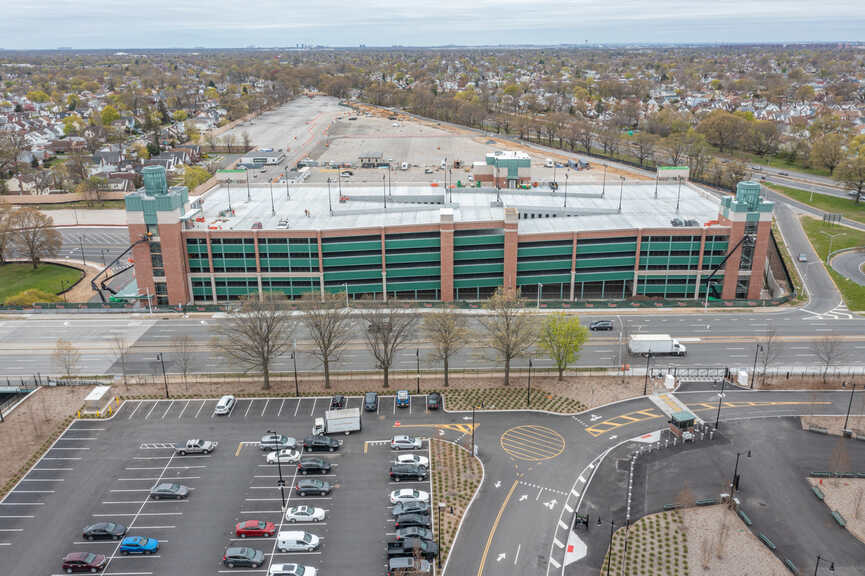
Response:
[831, 250, 865, 287]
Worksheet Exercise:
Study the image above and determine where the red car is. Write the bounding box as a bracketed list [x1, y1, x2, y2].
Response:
[235, 519, 276, 538]
[62, 552, 106, 573]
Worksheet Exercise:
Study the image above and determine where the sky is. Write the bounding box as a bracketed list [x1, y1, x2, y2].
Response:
[1, 0, 864, 50]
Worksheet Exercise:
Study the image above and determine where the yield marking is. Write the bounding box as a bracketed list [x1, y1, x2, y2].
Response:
[549, 557, 561, 569]
[138, 443, 175, 450]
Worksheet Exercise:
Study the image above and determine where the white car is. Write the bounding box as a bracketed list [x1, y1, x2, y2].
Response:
[284, 505, 326, 523]
[266, 449, 301, 465]
[390, 488, 430, 505]
[391, 435, 422, 450]
[395, 453, 429, 467]
[269, 564, 317, 576]
[214, 395, 236, 415]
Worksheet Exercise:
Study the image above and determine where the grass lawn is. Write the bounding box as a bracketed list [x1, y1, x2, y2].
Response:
[0, 263, 83, 302]
[800, 217, 865, 311]
[38, 199, 126, 210]
[767, 184, 865, 225]
[731, 149, 832, 177]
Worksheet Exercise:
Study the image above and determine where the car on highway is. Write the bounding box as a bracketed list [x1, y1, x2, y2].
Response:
[62, 552, 107, 573]
[798, 253, 808, 262]
[391, 500, 430, 517]
[150, 482, 189, 500]
[270, 563, 318, 576]
[390, 463, 428, 482]
[82, 521, 126, 541]
[302, 435, 340, 452]
[296, 478, 331, 497]
[119, 536, 158, 555]
[260, 434, 296, 451]
[284, 505, 326, 523]
[394, 453, 429, 467]
[589, 320, 614, 331]
[394, 513, 432, 529]
[297, 457, 332, 475]
[276, 530, 320, 552]
[223, 547, 265, 569]
[396, 390, 410, 408]
[235, 520, 276, 538]
[364, 391, 379, 411]
[341, 170, 353, 177]
[387, 556, 432, 575]
[175, 438, 217, 455]
[391, 435, 422, 450]
[214, 395, 236, 415]
[390, 488, 430, 505]
[266, 449, 301, 464]
[778, 171, 789, 176]
[329, 395, 346, 409]
[426, 392, 441, 410]
[424, 167, 434, 174]
[395, 526, 433, 541]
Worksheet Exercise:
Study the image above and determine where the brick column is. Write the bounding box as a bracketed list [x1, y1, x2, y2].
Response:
[569, 234, 577, 301]
[316, 232, 325, 300]
[721, 221, 745, 299]
[128, 223, 154, 302]
[502, 208, 518, 297]
[439, 210, 454, 302]
[694, 230, 706, 299]
[253, 233, 262, 298]
[747, 221, 771, 299]
[206, 233, 216, 302]
[158, 222, 189, 305]
[632, 232, 642, 297]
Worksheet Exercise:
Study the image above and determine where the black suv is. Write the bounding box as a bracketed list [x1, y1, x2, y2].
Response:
[394, 513, 432, 529]
[390, 463, 428, 482]
[295, 478, 331, 496]
[391, 501, 430, 517]
[303, 435, 340, 453]
[298, 457, 331, 475]
[426, 392, 441, 410]
[364, 392, 378, 411]
[330, 395, 346, 409]
[589, 320, 614, 331]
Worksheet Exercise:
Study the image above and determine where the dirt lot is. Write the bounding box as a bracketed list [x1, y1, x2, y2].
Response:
[807, 477, 865, 545]
[801, 415, 865, 437]
[0, 386, 94, 498]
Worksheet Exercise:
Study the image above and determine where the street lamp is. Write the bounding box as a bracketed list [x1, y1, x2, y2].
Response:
[246, 168, 251, 201]
[715, 370, 728, 430]
[79, 234, 87, 266]
[564, 171, 569, 208]
[537, 283, 543, 308]
[382, 173, 387, 210]
[471, 406, 476, 454]
[268, 429, 287, 508]
[527, 357, 533, 407]
[269, 181, 275, 216]
[819, 230, 845, 264]
[729, 449, 751, 499]
[327, 177, 333, 215]
[416, 348, 420, 395]
[226, 178, 232, 212]
[676, 176, 682, 213]
[602, 163, 607, 197]
[437, 501, 445, 563]
[284, 166, 290, 199]
[643, 352, 653, 396]
[813, 554, 835, 576]
[156, 352, 169, 399]
[292, 339, 299, 397]
[617, 176, 625, 213]
[596, 517, 616, 576]
[843, 381, 858, 433]
[751, 344, 763, 390]
[344, 282, 349, 308]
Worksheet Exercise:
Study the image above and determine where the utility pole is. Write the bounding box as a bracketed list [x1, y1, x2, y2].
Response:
[416, 348, 420, 394]
[715, 371, 728, 429]
[292, 339, 299, 397]
[156, 352, 169, 399]
[527, 358, 532, 407]
[617, 176, 624, 213]
[843, 381, 857, 432]
[819, 230, 845, 264]
[751, 344, 763, 389]
[79, 234, 87, 266]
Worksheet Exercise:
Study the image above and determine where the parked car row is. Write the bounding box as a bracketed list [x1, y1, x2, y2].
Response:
[387, 436, 435, 575]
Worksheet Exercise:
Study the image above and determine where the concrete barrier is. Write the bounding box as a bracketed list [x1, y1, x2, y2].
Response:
[758, 533, 777, 551]
[832, 510, 847, 528]
[737, 509, 753, 526]
[783, 558, 799, 575]
[812, 486, 825, 501]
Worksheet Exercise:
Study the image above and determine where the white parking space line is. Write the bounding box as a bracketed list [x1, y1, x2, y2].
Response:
[245, 400, 254, 418]
[0, 515, 35, 518]
[261, 399, 270, 416]
[177, 401, 191, 419]
[194, 400, 207, 419]
[69, 427, 105, 431]
[0, 502, 44, 506]
[161, 401, 175, 419]
[310, 397, 317, 416]
[48, 447, 89, 451]
[30, 467, 72, 471]
[8, 490, 54, 493]
[130, 525, 175, 530]
[127, 401, 143, 419]
[277, 399, 285, 417]
[144, 402, 159, 420]
[125, 466, 207, 471]
[21, 478, 63, 482]
[102, 500, 188, 505]
[58, 436, 98, 441]
[117, 476, 200, 481]
[93, 512, 185, 517]
[0, 528, 24, 531]
[42, 457, 82, 461]
[294, 399, 301, 417]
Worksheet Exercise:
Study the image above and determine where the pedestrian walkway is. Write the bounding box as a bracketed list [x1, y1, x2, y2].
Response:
[648, 392, 704, 425]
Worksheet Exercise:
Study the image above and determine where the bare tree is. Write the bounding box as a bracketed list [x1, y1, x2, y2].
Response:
[111, 335, 131, 385]
[300, 292, 353, 389]
[362, 306, 418, 389]
[213, 293, 295, 390]
[241, 130, 251, 151]
[173, 335, 194, 392]
[759, 327, 782, 387]
[477, 288, 537, 385]
[0, 203, 13, 264]
[422, 307, 468, 387]
[812, 336, 846, 383]
[9, 207, 61, 269]
[53, 338, 81, 378]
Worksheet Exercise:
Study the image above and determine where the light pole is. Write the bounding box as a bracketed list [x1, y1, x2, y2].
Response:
[416, 348, 420, 395]
[226, 178, 232, 212]
[344, 282, 349, 307]
[715, 370, 728, 429]
[268, 429, 287, 508]
[564, 171, 569, 208]
[327, 177, 333, 215]
[813, 554, 834, 576]
[602, 163, 607, 197]
[382, 173, 387, 210]
[100, 248, 108, 267]
[471, 406, 476, 453]
[596, 517, 615, 576]
[819, 230, 845, 264]
[643, 352, 652, 395]
[617, 176, 625, 213]
[245, 168, 251, 201]
[527, 357, 532, 407]
[292, 339, 299, 397]
[537, 283, 543, 307]
[284, 166, 290, 199]
[79, 234, 87, 266]
[676, 176, 682, 212]
[156, 352, 169, 399]
[751, 344, 763, 389]
[843, 381, 857, 432]
[437, 501, 445, 563]
[269, 181, 275, 215]
[730, 449, 751, 499]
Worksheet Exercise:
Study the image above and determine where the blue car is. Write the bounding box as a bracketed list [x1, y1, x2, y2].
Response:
[396, 390, 410, 408]
[119, 535, 159, 555]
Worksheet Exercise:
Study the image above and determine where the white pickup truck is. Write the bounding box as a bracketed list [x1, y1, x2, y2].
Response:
[175, 439, 217, 455]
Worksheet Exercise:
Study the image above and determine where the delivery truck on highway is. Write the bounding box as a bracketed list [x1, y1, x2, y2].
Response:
[312, 408, 361, 435]
[628, 334, 687, 357]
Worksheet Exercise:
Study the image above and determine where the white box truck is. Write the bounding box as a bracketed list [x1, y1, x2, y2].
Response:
[313, 408, 361, 435]
[628, 334, 687, 357]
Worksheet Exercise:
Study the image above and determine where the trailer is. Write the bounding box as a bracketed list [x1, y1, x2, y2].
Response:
[313, 408, 361, 435]
[628, 334, 687, 357]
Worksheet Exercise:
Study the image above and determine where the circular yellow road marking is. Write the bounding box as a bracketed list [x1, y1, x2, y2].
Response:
[499, 425, 565, 461]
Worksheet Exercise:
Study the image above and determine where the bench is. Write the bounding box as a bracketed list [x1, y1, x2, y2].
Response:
[809, 471, 831, 478]
[812, 486, 825, 501]
[832, 511, 847, 528]
[738, 509, 753, 526]
[662, 503, 681, 511]
[784, 558, 800, 575]
[759, 533, 777, 551]
[696, 497, 719, 506]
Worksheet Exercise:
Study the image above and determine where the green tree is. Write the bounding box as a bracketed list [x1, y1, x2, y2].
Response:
[538, 313, 588, 381]
[62, 114, 84, 136]
[697, 110, 747, 153]
[173, 110, 188, 122]
[810, 133, 846, 174]
[26, 90, 50, 103]
[100, 105, 120, 125]
[836, 139, 865, 204]
[183, 165, 211, 190]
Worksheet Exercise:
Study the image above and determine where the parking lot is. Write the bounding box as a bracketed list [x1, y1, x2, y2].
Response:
[0, 394, 448, 576]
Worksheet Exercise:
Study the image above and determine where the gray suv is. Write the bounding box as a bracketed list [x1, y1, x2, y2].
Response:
[260, 434, 296, 451]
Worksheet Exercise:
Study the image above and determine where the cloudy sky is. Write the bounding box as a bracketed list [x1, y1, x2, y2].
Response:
[1, 0, 864, 49]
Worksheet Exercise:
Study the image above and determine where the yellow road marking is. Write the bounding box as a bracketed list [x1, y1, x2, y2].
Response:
[235, 443, 243, 457]
[499, 425, 565, 461]
[477, 478, 519, 576]
[392, 423, 477, 434]
[500, 433, 563, 451]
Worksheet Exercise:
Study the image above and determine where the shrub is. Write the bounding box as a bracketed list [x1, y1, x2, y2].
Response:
[4, 288, 62, 305]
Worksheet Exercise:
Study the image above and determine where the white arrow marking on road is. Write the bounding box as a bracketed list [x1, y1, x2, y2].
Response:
[495, 481, 501, 488]
[438, 429, 445, 436]
[590, 414, 602, 421]
[519, 494, 528, 502]
[608, 435, 618, 440]
[543, 499, 558, 510]
[496, 553, 506, 562]
[462, 416, 472, 420]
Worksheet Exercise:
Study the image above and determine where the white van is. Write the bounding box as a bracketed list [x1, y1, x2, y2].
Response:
[401, 161, 409, 171]
[544, 158, 554, 168]
[214, 395, 236, 415]
[277, 530, 320, 552]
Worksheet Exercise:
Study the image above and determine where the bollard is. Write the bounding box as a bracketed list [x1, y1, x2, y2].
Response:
[108, 406, 112, 416]
[77, 410, 80, 418]
[709, 430, 714, 440]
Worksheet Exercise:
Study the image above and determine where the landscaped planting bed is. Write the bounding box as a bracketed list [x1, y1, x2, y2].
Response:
[603, 510, 689, 576]
[442, 386, 586, 413]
